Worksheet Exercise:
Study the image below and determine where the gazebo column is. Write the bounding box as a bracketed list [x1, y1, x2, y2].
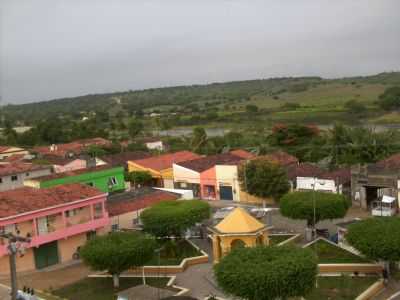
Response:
[211, 235, 221, 263]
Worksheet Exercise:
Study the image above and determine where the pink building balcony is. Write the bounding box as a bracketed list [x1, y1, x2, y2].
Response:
[0, 214, 109, 256]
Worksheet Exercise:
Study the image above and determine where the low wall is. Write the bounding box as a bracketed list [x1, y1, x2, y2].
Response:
[130, 239, 209, 274]
[355, 279, 385, 300]
[274, 233, 301, 246]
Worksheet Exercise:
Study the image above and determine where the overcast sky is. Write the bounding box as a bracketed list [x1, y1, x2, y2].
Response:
[1, 0, 400, 104]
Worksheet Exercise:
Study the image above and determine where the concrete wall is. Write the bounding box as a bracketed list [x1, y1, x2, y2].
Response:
[58, 233, 87, 263]
[110, 210, 142, 230]
[0, 247, 36, 275]
[200, 167, 217, 199]
[0, 167, 52, 192]
[297, 177, 339, 193]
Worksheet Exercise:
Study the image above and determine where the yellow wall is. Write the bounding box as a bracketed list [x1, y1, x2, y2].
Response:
[58, 233, 87, 263]
[212, 231, 269, 263]
[0, 248, 35, 275]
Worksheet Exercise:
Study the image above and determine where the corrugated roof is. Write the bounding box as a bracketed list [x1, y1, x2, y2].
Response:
[214, 207, 266, 234]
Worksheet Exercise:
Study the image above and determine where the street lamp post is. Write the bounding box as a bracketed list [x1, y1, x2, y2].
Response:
[311, 177, 325, 240]
[0, 232, 31, 300]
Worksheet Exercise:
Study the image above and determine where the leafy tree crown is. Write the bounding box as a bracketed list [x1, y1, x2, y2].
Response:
[214, 245, 318, 300]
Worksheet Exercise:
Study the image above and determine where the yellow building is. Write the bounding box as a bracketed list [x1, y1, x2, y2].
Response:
[127, 151, 200, 188]
[209, 207, 269, 263]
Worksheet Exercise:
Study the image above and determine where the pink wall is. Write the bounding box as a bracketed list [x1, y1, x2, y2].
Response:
[200, 167, 218, 200]
[0, 194, 109, 256]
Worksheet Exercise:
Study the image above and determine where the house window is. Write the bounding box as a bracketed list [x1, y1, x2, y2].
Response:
[94, 203, 103, 218]
[26, 172, 30, 176]
[11, 175, 18, 181]
[108, 177, 118, 186]
[111, 224, 119, 231]
[0, 178, 2, 184]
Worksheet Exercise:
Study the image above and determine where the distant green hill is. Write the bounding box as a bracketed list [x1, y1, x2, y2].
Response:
[2, 72, 400, 126]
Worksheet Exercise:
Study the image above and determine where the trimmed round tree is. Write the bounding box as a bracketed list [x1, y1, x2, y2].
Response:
[140, 200, 210, 238]
[80, 232, 157, 288]
[347, 217, 400, 272]
[280, 191, 350, 228]
[214, 245, 318, 300]
[238, 158, 290, 203]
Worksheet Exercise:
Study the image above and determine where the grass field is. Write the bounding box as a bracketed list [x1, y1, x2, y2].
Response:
[145, 239, 203, 266]
[306, 276, 378, 300]
[269, 234, 296, 245]
[306, 239, 371, 264]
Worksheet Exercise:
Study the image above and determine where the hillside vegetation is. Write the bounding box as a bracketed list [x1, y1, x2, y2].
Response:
[2, 72, 400, 128]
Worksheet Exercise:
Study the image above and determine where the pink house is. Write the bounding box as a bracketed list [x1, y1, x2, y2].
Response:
[0, 184, 109, 274]
[173, 151, 255, 201]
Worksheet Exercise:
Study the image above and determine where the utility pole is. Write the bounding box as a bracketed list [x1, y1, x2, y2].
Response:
[0, 232, 31, 300]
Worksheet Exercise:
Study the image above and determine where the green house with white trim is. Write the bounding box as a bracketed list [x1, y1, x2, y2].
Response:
[24, 165, 125, 193]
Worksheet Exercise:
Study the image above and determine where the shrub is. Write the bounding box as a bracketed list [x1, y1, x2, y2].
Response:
[280, 191, 350, 227]
[140, 200, 210, 237]
[214, 245, 317, 300]
[347, 217, 400, 263]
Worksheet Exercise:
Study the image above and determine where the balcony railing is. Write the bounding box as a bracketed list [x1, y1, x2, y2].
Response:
[0, 215, 109, 257]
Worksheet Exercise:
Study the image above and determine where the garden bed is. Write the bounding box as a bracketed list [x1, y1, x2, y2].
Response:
[52, 277, 172, 300]
[305, 239, 371, 264]
[306, 276, 379, 300]
[269, 234, 296, 245]
[145, 239, 203, 266]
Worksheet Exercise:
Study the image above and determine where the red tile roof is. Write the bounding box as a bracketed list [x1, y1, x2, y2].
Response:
[0, 183, 104, 219]
[131, 151, 201, 171]
[101, 151, 151, 167]
[0, 162, 51, 177]
[285, 163, 324, 180]
[260, 151, 299, 166]
[33, 138, 111, 157]
[4, 154, 25, 162]
[176, 153, 246, 173]
[0, 146, 12, 153]
[229, 149, 255, 159]
[106, 189, 179, 217]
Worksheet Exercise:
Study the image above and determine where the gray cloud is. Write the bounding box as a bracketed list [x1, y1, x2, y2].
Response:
[1, 0, 399, 104]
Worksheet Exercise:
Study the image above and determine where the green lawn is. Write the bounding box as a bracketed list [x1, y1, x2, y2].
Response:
[306, 239, 371, 264]
[269, 234, 296, 245]
[306, 276, 378, 300]
[52, 277, 170, 300]
[145, 239, 203, 266]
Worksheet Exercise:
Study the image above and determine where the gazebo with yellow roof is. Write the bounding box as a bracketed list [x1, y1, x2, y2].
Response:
[209, 207, 270, 263]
